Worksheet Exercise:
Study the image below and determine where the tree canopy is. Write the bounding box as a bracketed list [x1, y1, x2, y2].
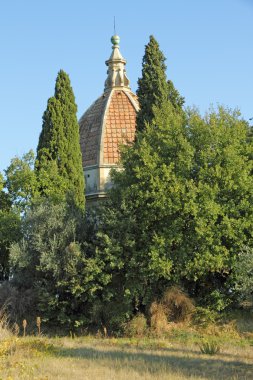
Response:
[101, 102, 253, 311]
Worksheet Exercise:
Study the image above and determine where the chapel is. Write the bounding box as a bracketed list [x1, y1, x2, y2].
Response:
[79, 35, 139, 202]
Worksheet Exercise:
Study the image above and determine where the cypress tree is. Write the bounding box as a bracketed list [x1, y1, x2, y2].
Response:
[167, 80, 185, 111]
[136, 35, 184, 133]
[36, 70, 85, 209]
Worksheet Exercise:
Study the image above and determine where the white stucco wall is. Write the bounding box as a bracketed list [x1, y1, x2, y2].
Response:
[84, 165, 116, 195]
[84, 167, 99, 194]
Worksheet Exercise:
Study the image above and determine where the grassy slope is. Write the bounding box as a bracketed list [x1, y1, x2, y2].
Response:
[0, 331, 253, 380]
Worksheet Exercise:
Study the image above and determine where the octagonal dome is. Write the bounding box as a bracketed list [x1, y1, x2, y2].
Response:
[79, 36, 139, 202]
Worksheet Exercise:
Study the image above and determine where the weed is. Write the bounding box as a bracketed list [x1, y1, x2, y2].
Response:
[12, 322, 20, 336]
[37, 316, 41, 336]
[22, 319, 27, 337]
[0, 337, 18, 357]
[199, 339, 221, 355]
[0, 306, 13, 341]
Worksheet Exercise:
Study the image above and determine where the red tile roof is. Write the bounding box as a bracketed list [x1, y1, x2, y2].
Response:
[103, 91, 137, 164]
[79, 93, 108, 167]
[79, 89, 138, 168]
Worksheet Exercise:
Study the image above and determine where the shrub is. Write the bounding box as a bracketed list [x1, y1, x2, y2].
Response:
[232, 246, 253, 303]
[124, 313, 147, 337]
[0, 282, 37, 322]
[162, 287, 195, 323]
[89, 297, 132, 335]
[193, 307, 219, 327]
[202, 289, 231, 312]
[149, 301, 168, 336]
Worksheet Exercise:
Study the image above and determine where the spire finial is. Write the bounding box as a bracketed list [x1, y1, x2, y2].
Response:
[111, 17, 119, 47]
[111, 34, 120, 47]
[104, 34, 130, 91]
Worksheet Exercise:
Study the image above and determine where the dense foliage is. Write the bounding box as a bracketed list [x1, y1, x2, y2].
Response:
[232, 246, 253, 301]
[9, 200, 129, 329]
[0, 37, 252, 332]
[36, 70, 85, 209]
[97, 102, 253, 315]
[4, 151, 36, 213]
[0, 155, 30, 280]
[0, 71, 85, 314]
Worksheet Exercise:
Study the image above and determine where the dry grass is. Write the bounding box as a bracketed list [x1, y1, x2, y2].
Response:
[0, 307, 12, 341]
[0, 335, 252, 380]
[0, 307, 253, 380]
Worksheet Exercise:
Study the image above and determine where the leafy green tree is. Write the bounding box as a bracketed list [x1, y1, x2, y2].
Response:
[102, 103, 253, 312]
[4, 150, 36, 213]
[183, 108, 253, 286]
[231, 246, 253, 301]
[10, 201, 115, 328]
[0, 209, 20, 281]
[36, 70, 85, 210]
[136, 36, 184, 133]
[0, 151, 38, 280]
[0, 171, 21, 280]
[100, 100, 194, 310]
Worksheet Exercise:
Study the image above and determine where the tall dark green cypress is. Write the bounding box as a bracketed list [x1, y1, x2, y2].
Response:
[136, 36, 184, 133]
[167, 80, 185, 111]
[36, 70, 85, 210]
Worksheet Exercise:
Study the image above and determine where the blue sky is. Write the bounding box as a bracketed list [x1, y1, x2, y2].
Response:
[0, 0, 252, 172]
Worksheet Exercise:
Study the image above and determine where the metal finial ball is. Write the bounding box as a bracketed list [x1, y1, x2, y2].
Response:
[111, 35, 120, 46]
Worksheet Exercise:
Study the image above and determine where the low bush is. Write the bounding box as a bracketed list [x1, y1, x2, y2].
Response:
[124, 313, 147, 337]
[162, 287, 195, 323]
[149, 301, 168, 336]
[0, 282, 37, 323]
[193, 307, 219, 327]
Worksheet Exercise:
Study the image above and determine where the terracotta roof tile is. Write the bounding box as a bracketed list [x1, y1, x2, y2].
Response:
[79, 93, 109, 167]
[79, 89, 138, 168]
[103, 91, 137, 164]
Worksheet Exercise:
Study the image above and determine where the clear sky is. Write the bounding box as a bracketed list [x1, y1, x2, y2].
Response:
[0, 0, 252, 172]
